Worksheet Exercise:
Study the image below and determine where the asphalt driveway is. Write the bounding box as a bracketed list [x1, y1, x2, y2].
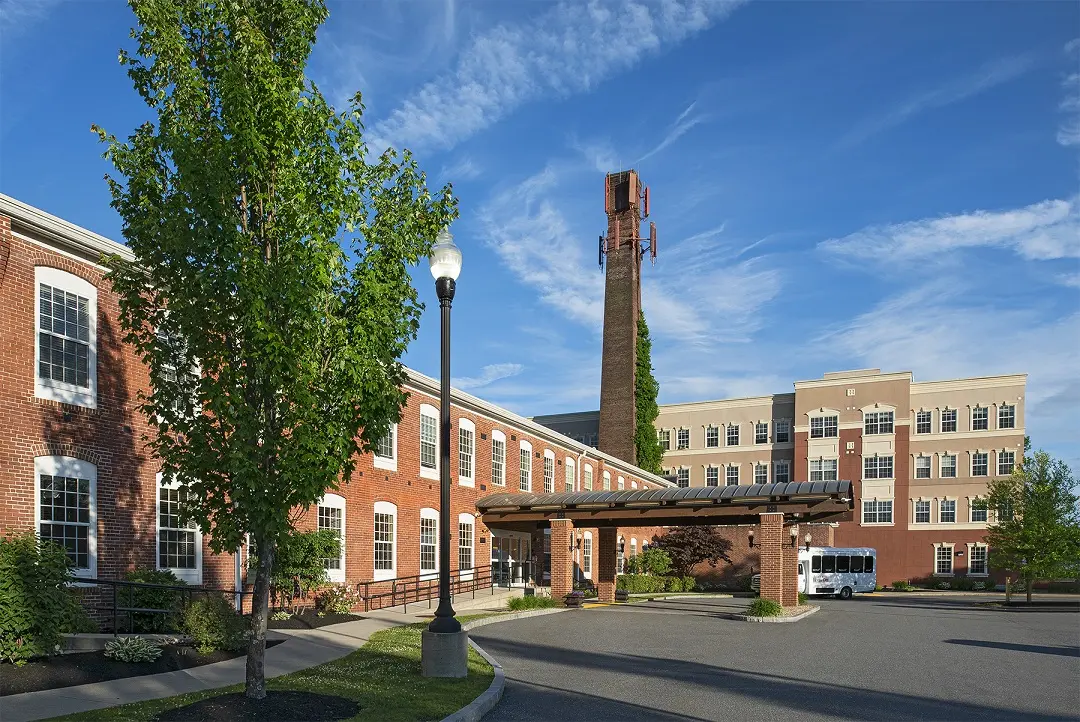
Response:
[471, 595, 1080, 721]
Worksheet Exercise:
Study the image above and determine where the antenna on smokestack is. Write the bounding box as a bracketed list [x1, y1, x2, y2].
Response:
[599, 171, 657, 270]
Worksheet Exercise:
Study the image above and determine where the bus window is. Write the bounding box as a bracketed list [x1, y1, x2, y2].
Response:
[864, 556, 874, 572]
[850, 555, 864, 573]
[836, 555, 850, 573]
[812, 556, 821, 573]
[822, 556, 836, 573]
[798, 562, 805, 576]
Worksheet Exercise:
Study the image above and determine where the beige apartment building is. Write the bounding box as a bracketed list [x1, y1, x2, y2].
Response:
[535, 368, 1026, 583]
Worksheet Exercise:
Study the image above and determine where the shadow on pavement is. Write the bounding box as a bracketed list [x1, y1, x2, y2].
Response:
[473, 633, 1073, 721]
[498, 679, 712, 721]
[944, 639, 1080, 658]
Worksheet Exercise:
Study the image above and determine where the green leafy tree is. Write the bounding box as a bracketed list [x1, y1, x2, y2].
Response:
[94, 0, 455, 698]
[261, 528, 340, 603]
[634, 311, 663, 474]
[650, 526, 732, 577]
[624, 546, 671, 576]
[985, 449, 1080, 602]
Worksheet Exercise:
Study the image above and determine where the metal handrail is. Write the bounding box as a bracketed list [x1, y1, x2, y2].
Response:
[77, 578, 253, 635]
[357, 560, 536, 612]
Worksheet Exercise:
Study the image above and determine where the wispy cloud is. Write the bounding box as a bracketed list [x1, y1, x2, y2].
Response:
[818, 196, 1080, 263]
[1058, 38, 1080, 148]
[0, 0, 61, 43]
[439, 156, 481, 182]
[367, 0, 745, 153]
[452, 362, 524, 390]
[569, 136, 619, 174]
[638, 101, 706, 162]
[1056, 272, 1080, 288]
[838, 54, 1036, 148]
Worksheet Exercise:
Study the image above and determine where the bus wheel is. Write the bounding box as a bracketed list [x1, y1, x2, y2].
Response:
[839, 586, 853, 600]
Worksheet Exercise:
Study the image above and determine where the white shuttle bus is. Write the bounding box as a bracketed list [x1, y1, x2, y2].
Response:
[800, 546, 877, 599]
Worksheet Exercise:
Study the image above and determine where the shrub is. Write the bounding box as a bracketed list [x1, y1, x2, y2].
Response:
[0, 532, 85, 665]
[181, 594, 245, 653]
[936, 581, 952, 590]
[891, 580, 910, 591]
[104, 636, 163, 663]
[122, 568, 187, 633]
[951, 577, 975, 591]
[746, 599, 784, 617]
[627, 547, 672, 576]
[797, 592, 808, 606]
[270, 611, 292, 621]
[258, 529, 340, 604]
[616, 574, 666, 594]
[507, 595, 560, 611]
[315, 585, 360, 615]
[972, 582, 986, 591]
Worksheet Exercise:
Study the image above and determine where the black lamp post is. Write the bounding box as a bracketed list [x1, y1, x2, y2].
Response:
[428, 228, 463, 636]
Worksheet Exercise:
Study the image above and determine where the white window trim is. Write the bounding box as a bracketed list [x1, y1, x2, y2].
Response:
[602, 470, 611, 491]
[914, 455, 932, 480]
[543, 449, 556, 493]
[725, 464, 739, 486]
[457, 417, 475, 487]
[373, 500, 397, 581]
[582, 531, 593, 578]
[807, 409, 841, 439]
[773, 459, 791, 484]
[34, 267, 98, 409]
[754, 463, 769, 485]
[676, 427, 690, 450]
[491, 430, 506, 486]
[564, 457, 576, 492]
[317, 493, 346, 583]
[971, 451, 989, 478]
[940, 407, 958, 433]
[583, 463, 594, 491]
[457, 512, 475, 581]
[419, 507, 439, 578]
[861, 497, 894, 526]
[939, 453, 957, 479]
[35, 455, 97, 578]
[774, 419, 792, 443]
[996, 449, 1016, 477]
[419, 404, 439, 481]
[809, 457, 839, 482]
[913, 498, 932, 524]
[373, 423, 398, 471]
[938, 497, 957, 525]
[968, 496, 989, 524]
[617, 475, 625, 490]
[519, 440, 533, 492]
[631, 480, 638, 489]
[156, 472, 203, 584]
[914, 409, 933, 435]
[705, 465, 719, 486]
[934, 542, 955, 577]
[966, 542, 990, 577]
[863, 454, 895, 481]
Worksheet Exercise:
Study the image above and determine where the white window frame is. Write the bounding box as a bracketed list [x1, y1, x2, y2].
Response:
[491, 430, 506, 486]
[705, 466, 719, 486]
[971, 452, 989, 477]
[967, 543, 989, 576]
[317, 493, 346, 583]
[631, 480, 638, 489]
[34, 267, 98, 409]
[658, 429, 671, 451]
[725, 465, 739, 486]
[583, 463, 593, 491]
[969, 497, 988, 524]
[564, 457, 575, 492]
[457, 512, 475, 580]
[373, 500, 397, 581]
[457, 418, 475, 487]
[677, 428, 690, 450]
[809, 415, 838, 439]
[941, 408, 957, 433]
[971, 406, 988, 431]
[774, 459, 790, 484]
[915, 456, 931, 479]
[676, 467, 689, 487]
[809, 458, 838, 482]
[519, 440, 533, 492]
[860, 498, 893, 525]
[754, 463, 768, 484]
[934, 543, 954, 576]
[998, 404, 1016, 430]
[419, 404, 439, 480]
[914, 499, 931, 524]
[940, 454, 957, 478]
[544, 450, 556, 493]
[863, 410, 895, 436]
[726, 424, 740, 447]
[582, 531, 593, 578]
[775, 419, 791, 443]
[156, 473, 203, 584]
[997, 450, 1015, 477]
[420, 507, 439, 578]
[754, 422, 769, 445]
[374, 423, 398, 471]
[601, 469, 611, 491]
[863, 455, 894, 480]
[36, 456, 97, 578]
[939, 498, 957, 524]
[704, 426, 719, 448]
[617, 475, 625, 490]
[630, 538, 637, 560]
[915, 410, 932, 435]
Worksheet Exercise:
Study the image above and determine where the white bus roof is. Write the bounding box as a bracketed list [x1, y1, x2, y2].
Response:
[802, 546, 877, 553]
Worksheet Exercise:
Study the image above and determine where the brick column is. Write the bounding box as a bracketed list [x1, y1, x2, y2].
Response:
[758, 513, 784, 606]
[782, 523, 799, 607]
[597, 527, 618, 603]
[550, 519, 575, 601]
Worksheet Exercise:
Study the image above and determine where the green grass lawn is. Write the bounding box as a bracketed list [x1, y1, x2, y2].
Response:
[53, 622, 494, 722]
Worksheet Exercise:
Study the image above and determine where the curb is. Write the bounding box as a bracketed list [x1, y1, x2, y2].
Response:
[441, 608, 570, 722]
[631, 593, 735, 602]
[741, 605, 820, 623]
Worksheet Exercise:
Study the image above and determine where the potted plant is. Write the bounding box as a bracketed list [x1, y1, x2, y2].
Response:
[615, 589, 629, 602]
[563, 590, 585, 608]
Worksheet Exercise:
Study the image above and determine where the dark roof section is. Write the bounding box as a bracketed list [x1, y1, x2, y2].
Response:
[477, 480, 853, 511]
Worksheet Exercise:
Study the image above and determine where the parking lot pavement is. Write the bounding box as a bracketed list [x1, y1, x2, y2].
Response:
[471, 594, 1080, 721]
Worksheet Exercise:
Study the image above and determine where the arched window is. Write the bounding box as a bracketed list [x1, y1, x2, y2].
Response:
[317, 493, 346, 583]
[564, 458, 576, 492]
[617, 536, 626, 574]
[35, 267, 98, 408]
[36, 456, 97, 577]
[582, 532, 593, 578]
[158, 472, 202, 584]
[373, 501, 397, 581]
[543, 449, 555, 493]
[458, 417, 475, 487]
[420, 508, 438, 577]
[458, 512, 475, 580]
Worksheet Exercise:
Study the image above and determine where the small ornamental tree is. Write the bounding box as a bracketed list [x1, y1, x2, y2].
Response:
[94, 0, 455, 699]
[634, 312, 664, 474]
[985, 448, 1080, 603]
[650, 526, 732, 577]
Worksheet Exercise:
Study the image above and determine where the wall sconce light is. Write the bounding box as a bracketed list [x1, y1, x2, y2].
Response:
[747, 528, 755, 548]
[804, 532, 812, 553]
[789, 526, 798, 548]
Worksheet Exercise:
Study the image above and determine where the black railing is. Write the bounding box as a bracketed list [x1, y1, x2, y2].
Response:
[79, 578, 253, 636]
[358, 561, 536, 613]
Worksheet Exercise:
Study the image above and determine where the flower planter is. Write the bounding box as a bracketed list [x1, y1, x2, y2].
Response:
[615, 589, 629, 603]
[563, 593, 585, 608]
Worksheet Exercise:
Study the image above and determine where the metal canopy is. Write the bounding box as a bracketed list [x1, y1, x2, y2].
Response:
[477, 481, 854, 531]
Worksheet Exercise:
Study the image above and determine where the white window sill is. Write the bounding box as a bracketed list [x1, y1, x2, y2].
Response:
[326, 570, 346, 584]
[933, 573, 955, 578]
[967, 573, 989, 578]
[373, 456, 397, 472]
[373, 569, 396, 582]
[36, 381, 96, 409]
[458, 477, 474, 487]
[491, 481, 505, 487]
[860, 522, 895, 527]
[419, 466, 438, 481]
[165, 568, 203, 585]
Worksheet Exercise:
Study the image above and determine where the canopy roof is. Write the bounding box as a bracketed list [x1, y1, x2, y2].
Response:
[477, 481, 854, 530]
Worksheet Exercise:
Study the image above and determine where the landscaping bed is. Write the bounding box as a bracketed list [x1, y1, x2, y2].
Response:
[1, 640, 283, 697]
[267, 611, 362, 630]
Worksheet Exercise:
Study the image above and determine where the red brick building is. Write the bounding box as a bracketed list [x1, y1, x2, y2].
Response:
[0, 194, 669, 606]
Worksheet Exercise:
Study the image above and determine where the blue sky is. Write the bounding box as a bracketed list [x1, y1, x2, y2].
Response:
[2, 1, 1078, 469]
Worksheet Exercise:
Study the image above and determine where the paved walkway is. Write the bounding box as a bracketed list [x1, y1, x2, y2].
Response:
[472, 594, 1080, 721]
[2, 609, 425, 722]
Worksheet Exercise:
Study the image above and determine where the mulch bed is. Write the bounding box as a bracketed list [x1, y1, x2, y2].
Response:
[1, 640, 283, 697]
[266, 610, 362, 630]
[154, 691, 359, 721]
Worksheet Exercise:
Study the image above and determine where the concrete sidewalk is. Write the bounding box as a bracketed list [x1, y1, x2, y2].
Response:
[2, 609, 425, 722]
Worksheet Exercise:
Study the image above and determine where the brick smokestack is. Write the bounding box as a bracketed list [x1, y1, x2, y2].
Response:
[598, 170, 643, 465]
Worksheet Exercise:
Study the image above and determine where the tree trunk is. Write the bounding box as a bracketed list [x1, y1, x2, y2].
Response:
[245, 532, 275, 700]
[1025, 571, 1032, 604]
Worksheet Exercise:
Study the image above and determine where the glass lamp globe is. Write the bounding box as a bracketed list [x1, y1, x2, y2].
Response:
[429, 228, 462, 281]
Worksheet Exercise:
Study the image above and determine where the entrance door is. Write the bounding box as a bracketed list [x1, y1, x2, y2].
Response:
[798, 562, 808, 594]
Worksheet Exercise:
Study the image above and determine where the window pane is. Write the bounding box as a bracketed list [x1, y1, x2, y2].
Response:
[822, 556, 835, 573]
[836, 555, 850, 573]
[864, 556, 874, 572]
[942, 409, 957, 432]
[519, 449, 531, 491]
[544, 457, 554, 493]
[811, 555, 821, 573]
[420, 414, 437, 469]
[374, 512, 394, 571]
[492, 439, 505, 485]
[755, 423, 768, 444]
[458, 427, 474, 479]
[726, 425, 739, 446]
[850, 555, 863, 573]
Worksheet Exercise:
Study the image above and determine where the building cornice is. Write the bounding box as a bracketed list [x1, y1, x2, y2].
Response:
[530, 410, 600, 424]
[794, 371, 913, 389]
[657, 393, 794, 414]
[910, 375, 1027, 393]
[1, 193, 134, 263]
